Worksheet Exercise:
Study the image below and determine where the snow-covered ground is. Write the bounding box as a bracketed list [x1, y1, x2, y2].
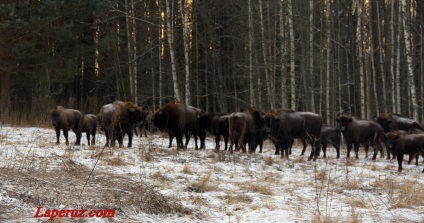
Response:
[1, 124, 424, 222]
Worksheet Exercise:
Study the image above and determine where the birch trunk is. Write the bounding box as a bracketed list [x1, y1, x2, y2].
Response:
[165, 0, 181, 102]
[401, 0, 418, 119]
[390, 0, 396, 113]
[125, 0, 134, 101]
[326, 0, 331, 124]
[180, 0, 190, 104]
[376, 0, 386, 112]
[396, 1, 401, 113]
[288, 0, 296, 110]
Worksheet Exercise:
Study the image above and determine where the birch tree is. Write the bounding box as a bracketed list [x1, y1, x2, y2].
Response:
[357, 0, 366, 119]
[309, 0, 315, 112]
[259, 0, 274, 109]
[248, 0, 255, 107]
[400, 0, 418, 119]
[180, 0, 190, 104]
[165, 0, 182, 102]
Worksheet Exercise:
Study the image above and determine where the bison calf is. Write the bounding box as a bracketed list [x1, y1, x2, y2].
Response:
[385, 131, 424, 172]
[82, 114, 98, 146]
[51, 106, 83, 146]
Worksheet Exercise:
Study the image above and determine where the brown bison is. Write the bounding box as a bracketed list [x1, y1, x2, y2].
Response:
[336, 114, 385, 159]
[265, 109, 322, 161]
[153, 103, 204, 150]
[82, 114, 98, 146]
[51, 106, 83, 145]
[199, 112, 229, 151]
[385, 131, 424, 172]
[376, 112, 424, 133]
[98, 101, 148, 148]
[300, 125, 341, 159]
[228, 108, 265, 153]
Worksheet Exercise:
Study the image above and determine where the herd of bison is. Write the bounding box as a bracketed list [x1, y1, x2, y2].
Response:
[50, 101, 424, 173]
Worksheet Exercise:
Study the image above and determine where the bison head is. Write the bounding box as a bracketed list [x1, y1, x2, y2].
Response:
[153, 110, 169, 131]
[335, 114, 352, 132]
[125, 102, 148, 126]
[50, 106, 64, 127]
[264, 113, 279, 134]
[376, 113, 392, 132]
[385, 131, 400, 152]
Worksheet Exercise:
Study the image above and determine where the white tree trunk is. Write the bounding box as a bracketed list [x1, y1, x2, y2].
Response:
[326, 1, 331, 124]
[165, 0, 181, 102]
[158, 0, 163, 107]
[376, 0, 386, 112]
[180, 0, 190, 104]
[390, 0, 396, 113]
[125, 0, 134, 101]
[288, 0, 295, 110]
[401, 0, 418, 119]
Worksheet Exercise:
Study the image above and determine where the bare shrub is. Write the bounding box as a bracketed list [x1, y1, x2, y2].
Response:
[220, 194, 252, 205]
[104, 157, 126, 166]
[240, 182, 274, 195]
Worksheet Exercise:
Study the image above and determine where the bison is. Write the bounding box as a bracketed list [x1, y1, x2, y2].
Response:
[228, 108, 265, 153]
[51, 106, 83, 145]
[385, 131, 424, 172]
[300, 125, 341, 159]
[199, 112, 229, 151]
[336, 114, 385, 159]
[153, 103, 204, 150]
[376, 112, 424, 133]
[98, 101, 148, 148]
[82, 114, 98, 146]
[265, 109, 322, 161]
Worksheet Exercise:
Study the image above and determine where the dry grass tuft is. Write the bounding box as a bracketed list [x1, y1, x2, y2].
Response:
[264, 156, 274, 166]
[240, 181, 274, 195]
[142, 152, 154, 162]
[220, 194, 252, 205]
[128, 184, 191, 215]
[189, 173, 218, 193]
[349, 199, 368, 208]
[104, 157, 126, 166]
[345, 159, 354, 167]
[315, 168, 327, 181]
[182, 163, 193, 174]
[390, 180, 424, 208]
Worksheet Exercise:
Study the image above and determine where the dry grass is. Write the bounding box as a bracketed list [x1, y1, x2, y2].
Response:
[220, 194, 252, 205]
[264, 156, 274, 166]
[103, 156, 126, 166]
[182, 163, 193, 174]
[189, 172, 218, 193]
[142, 152, 154, 162]
[240, 181, 274, 195]
[390, 180, 424, 208]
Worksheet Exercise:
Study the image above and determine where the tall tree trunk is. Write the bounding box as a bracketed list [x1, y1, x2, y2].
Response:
[309, 0, 315, 112]
[165, 0, 181, 102]
[401, 0, 418, 119]
[357, 0, 366, 119]
[131, 0, 138, 104]
[390, 0, 396, 113]
[288, 0, 296, 110]
[376, 0, 386, 112]
[259, 0, 274, 109]
[125, 0, 134, 101]
[279, 0, 287, 108]
[158, 0, 163, 106]
[180, 0, 190, 104]
[396, 0, 401, 113]
[248, 0, 255, 107]
[325, 0, 331, 124]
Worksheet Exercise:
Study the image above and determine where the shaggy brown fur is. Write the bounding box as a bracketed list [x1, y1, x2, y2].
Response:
[51, 106, 83, 145]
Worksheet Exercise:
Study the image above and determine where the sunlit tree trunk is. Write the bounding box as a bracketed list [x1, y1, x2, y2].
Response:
[165, 0, 181, 102]
[401, 0, 418, 119]
[180, 0, 190, 104]
[288, 0, 295, 110]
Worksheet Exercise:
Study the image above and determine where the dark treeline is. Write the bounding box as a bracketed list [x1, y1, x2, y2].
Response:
[1, 0, 423, 126]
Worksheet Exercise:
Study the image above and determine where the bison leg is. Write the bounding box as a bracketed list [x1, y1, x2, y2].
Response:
[63, 129, 69, 145]
[176, 135, 184, 150]
[364, 144, 369, 159]
[86, 131, 91, 146]
[91, 129, 96, 145]
[184, 132, 191, 149]
[331, 142, 340, 159]
[215, 134, 221, 151]
[199, 129, 206, 150]
[55, 128, 61, 144]
[300, 138, 308, 156]
[346, 144, 352, 159]
[321, 143, 327, 159]
[397, 154, 404, 172]
[223, 134, 229, 151]
[127, 132, 133, 148]
[104, 129, 110, 147]
[354, 144, 360, 159]
[168, 134, 174, 148]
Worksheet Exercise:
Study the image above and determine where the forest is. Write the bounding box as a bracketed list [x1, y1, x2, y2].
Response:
[0, 0, 423, 126]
